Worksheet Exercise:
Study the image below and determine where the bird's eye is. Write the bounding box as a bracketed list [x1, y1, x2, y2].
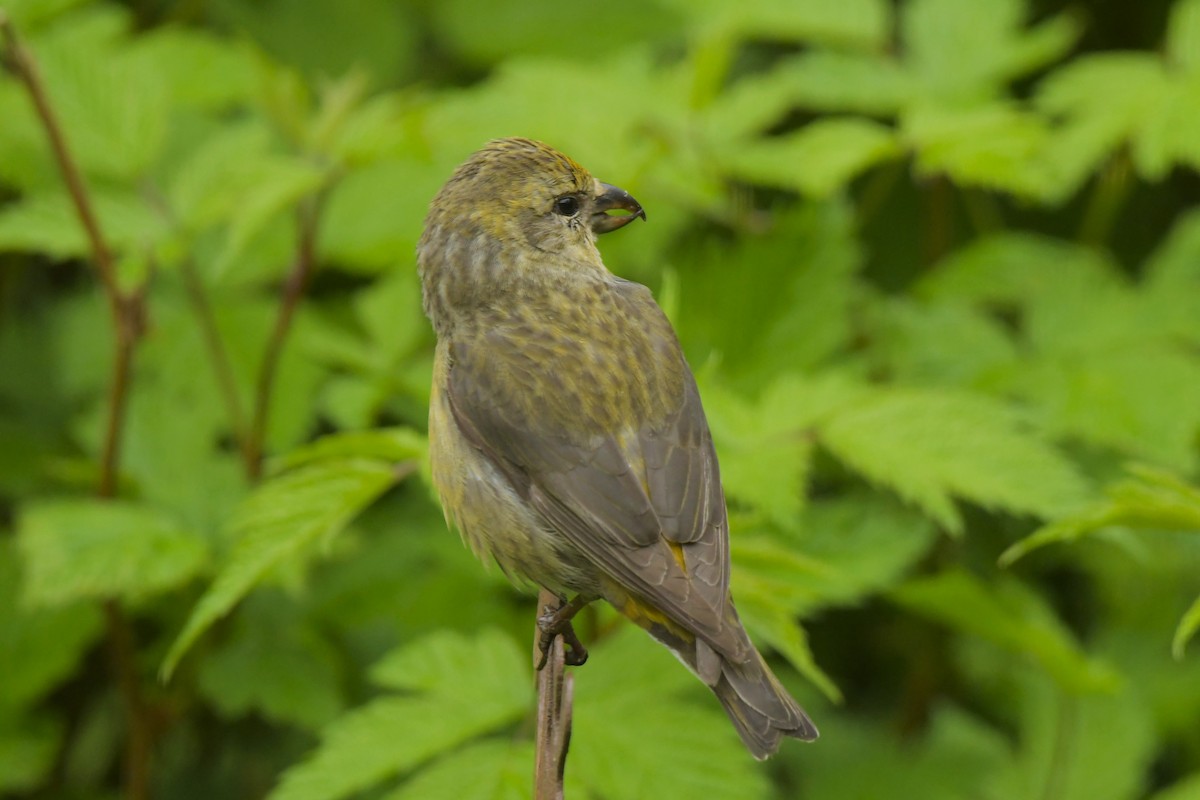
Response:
[553, 195, 581, 217]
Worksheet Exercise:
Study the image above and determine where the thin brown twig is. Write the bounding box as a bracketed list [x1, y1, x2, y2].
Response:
[2, 15, 152, 800]
[1, 12, 142, 497]
[245, 194, 325, 481]
[179, 256, 250, 458]
[534, 588, 574, 800]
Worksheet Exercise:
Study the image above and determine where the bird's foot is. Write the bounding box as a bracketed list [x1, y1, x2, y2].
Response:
[536, 595, 590, 670]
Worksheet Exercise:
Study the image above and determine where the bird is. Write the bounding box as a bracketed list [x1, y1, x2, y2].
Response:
[417, 137, 818, 758]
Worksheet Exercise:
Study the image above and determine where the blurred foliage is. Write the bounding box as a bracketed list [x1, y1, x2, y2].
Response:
[1, 0, 1200, 797]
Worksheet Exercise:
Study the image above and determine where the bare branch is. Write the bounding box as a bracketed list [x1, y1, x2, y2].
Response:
[534, 588, 574, 800]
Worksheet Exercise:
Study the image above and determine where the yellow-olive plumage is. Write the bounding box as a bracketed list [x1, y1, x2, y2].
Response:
[418, 138, 817, 758]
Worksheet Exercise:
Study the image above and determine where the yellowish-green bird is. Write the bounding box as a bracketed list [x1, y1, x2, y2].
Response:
[418, 138, 818, 758]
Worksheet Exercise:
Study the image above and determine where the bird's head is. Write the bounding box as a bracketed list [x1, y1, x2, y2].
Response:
[418, 138, 646, 330]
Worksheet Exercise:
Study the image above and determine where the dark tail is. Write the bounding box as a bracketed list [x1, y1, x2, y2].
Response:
[640, 615, 819, 759]
[712, 643, 818, 759]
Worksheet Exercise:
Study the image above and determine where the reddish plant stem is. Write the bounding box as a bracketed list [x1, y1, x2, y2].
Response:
[533, 589, 574, 800]
[2, 15, 151, 800]
[245, 196, 324, 481]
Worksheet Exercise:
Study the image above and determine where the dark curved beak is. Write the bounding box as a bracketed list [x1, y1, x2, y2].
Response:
[591, 182, 647, 234]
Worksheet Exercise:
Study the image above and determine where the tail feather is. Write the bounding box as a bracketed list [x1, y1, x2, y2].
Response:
[714, 646, 818, 759]
[643, 621, 818, 759]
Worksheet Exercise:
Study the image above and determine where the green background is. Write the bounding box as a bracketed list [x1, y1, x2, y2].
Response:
[2, 0, 1200, 798]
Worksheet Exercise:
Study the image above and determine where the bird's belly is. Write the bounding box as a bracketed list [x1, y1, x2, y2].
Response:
[428, 379, 598, 597]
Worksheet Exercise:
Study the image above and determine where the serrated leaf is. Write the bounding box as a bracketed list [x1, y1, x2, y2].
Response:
[197, 594, 343, 730]
[800, 493, 940, 607]
[1015, 347, 1200, 471]
[269, 428, 425, 474]
[729, 543, 836, 702]
[268, 629, 530, 800]
[1036, 53, 1175, 181]
[904, 0, 1078, 102]
[16, 498, 208, 608]
[383, 739, 531, 800]
[571, 626, 771, 799]
[918, 232, 1122, 308]
[892, 569, 1119, 692]
[819, 388, 1090, 532]
[723, 117, 899, 196]
[162, 458, 398, 678]
[905, 103, 1050, 198]
[1002, 462, 1200, 565]
[704, 372, 867, 526]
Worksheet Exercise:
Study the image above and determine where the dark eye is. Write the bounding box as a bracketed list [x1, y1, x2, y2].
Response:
[553, 195, 580, 216]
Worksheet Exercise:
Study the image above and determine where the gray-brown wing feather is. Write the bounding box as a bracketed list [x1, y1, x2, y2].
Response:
[444, 286, 741, 658]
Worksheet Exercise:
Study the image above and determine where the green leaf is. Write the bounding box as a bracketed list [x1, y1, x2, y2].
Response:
[1150, 772, 1200, 800]
[34, 23, 170, 181]
[869, 298, 1020, 388]
[1174, 594, 1200, 660]
[208, 0, 418, 80]
[17, 498, 208, 608]
[319, 158, 443, 272]
[1035, 53, 1175, 181]
[0, 189, 166, 259]
[1014, 347, 1200, 471]
[430, 0, 679, 66]
[903, 0, 1078, 102]
[704, 372, 866, 526]
[733, 564, 840, 701]
[197, 593, 344, 730]
[126, 26, 258, 110]
[268, 629, 530, 800]
[167, 121, 274, 232]
[269, 428, 426, 474]
[791, 707, 1011, 800]
[1002, 463, 1200, 565]
[1, 0, 90, 29]
[162, 458, 398, 678]
[982, 665, 1155, 800]
[918, 232, 1121, 308]
[905, 102, 1050, 198]
[780, 50, 913, 115]
[571, 625, 771, 799]
[819, 388, 1090, 532]
[1168, 0, 1200, 72]
[214, 156, 328, 275]
[667, 0, 891, 49]
[0, 715, 60, 793]
[722, 117, 899, 196]
[0, 541, 103, 713]
[383, 739, 531, 800]
[799, 493, 940, 608]
[891, 569, 1119, 692]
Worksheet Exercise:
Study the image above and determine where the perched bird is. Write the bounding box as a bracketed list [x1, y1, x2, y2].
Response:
[418, 137, 818, 758]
